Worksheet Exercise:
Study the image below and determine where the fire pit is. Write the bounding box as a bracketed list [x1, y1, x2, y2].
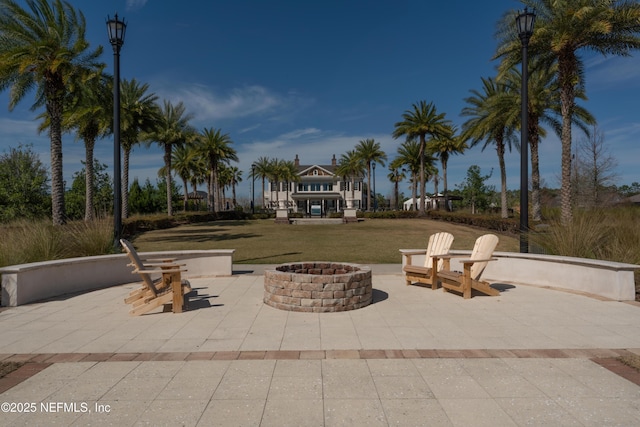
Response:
[264, 262, 372, 312]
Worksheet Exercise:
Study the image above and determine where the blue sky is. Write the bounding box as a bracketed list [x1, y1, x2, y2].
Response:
[1, 0, 639, 204]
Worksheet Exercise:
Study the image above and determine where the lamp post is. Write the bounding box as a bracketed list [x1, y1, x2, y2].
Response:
[107, 13, 126, 249]
[251, 163, 256, 214]
[372, 162, 377, 212]
[516, 7, 535, 253]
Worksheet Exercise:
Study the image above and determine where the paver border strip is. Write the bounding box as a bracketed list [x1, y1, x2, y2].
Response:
[2, 348, 640, 393]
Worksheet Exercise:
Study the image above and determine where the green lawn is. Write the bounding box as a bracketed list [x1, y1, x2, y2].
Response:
[130, 218, 519, 264]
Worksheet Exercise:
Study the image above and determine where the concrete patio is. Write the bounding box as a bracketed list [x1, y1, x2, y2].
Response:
[1, 265, 639, 426]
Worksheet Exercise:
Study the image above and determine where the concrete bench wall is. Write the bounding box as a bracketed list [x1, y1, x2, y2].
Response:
[400, 250, 639, 301]
[0, 250, 234, 307]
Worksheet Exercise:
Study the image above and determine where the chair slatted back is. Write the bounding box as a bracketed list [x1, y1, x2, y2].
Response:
[424, 232, 454, 271]
[120, 239, 158, 296]
[469, 234, 499, 280]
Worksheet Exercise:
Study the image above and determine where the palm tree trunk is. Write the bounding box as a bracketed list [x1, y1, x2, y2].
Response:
[232, 183, 237, 208]
[442, 159, 449, 212]
[84, 139, 95, 222]
[182, 177, 189, 212]
[497, 139, 508, 219]
[411, 175, 417, 211]
[367, 163, 372, 211]
[418, 135, 426, 215]
[164, 145, 173, 216]
[530, 117, 542, 222]
[207, 171, 214, 212]
[47, 95, 66, 225]
[559, 52, 576, 224]
[122, 147, 131, 219]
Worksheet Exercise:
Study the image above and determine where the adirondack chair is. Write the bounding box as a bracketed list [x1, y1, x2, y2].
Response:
[402, 232, 454, 289]
[432, 233, 499, 299]
[120, 239, 191, 315]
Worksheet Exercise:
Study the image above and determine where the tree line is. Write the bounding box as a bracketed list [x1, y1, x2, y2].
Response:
[1, 0, 639, 225]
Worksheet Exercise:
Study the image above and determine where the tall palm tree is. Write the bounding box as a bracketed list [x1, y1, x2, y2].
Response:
[337, 150, 365, 209]
[499, 62, 595, 221]
[0, 0, 103, 225]
[495, 0, 640, 224]
[355, 138, 387, 211]
[251, 156, 271, 210]
[392, 101, 451, 216]
[394, 140, 425, 211]
[67, 73, 111, 222]
[227, 165, 242, 209]
[387, 159, 407, 210]
[429, 125, 467, 211]
[120, 79, 161, 219]
[461, 77, 516, 219]
[37, 71, 111, 222]
[194, 128, 237, 212]
[171, 144, 198, 212]
[265, 158, 288, 208]
[279, 160, 300, 211]
[144, 100, 195, 216]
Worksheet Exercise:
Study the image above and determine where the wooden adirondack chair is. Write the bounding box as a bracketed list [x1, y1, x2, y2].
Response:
[402, 232, 454, 289]
[120, 239, 191, 315]
[432, 233, 499, 299]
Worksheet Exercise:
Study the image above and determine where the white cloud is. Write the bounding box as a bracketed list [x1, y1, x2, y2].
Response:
[126, 0, 148, 11]
[158, 84, 284, 122]
[586, 55, 640, 88]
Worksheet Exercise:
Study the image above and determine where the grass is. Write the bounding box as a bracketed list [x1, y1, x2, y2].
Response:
[130, 218, 520, 264]
[0, 218, 114, 268]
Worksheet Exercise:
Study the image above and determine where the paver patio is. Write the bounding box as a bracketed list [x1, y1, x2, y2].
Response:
[1, 265, 639, 426]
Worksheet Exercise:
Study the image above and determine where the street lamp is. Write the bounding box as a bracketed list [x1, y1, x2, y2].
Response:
[107, 13, 126, 249]
[251, 163, 256, 214]
[516, 7, 535, 253]
[372, 162, 377, 212]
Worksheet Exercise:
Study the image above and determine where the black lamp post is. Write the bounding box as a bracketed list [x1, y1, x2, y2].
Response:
[107, 13, 126, 249]
[516, 7, 535, 253]
[372, 162, 377, 212]
[251, 163, 256, 214]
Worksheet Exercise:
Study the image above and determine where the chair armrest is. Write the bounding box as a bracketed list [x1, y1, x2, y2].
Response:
[128, 262, 185, 268]
[458, 258, 497, 264]
[145, 257, 178, 263]
[400, 250, 427, 266]
[133, 267, 186, 275]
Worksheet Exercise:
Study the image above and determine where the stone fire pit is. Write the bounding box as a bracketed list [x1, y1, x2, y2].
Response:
[264, 262, 372, 312]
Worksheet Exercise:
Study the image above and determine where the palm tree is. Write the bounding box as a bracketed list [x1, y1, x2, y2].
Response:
[279, 160, 300, 211]
[194, 128, 237, 212]
[495, 0, 640, 224]
[120, 79, 160, 219]
[144, 100, 195, 216]
[67, 73, 111, 222]
[394, 140, 424, 211]
[227, 165, 242, 208]
[337, 150, 365, 209]
[461, 77, 516, 219]
[37, 71, 111, 222]
[392, 101, 451, 215]
[0, 0, 103, 225]
[499, 62, 596, 221]
[171, 144, 198, 212]
[355, 138, 387, 211]
[251, 156, 271, 210]
[429, 126, 467, 211]
[387, 159, 407, 210]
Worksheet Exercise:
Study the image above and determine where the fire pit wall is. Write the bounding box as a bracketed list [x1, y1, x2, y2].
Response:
[264, 262, 372, 313]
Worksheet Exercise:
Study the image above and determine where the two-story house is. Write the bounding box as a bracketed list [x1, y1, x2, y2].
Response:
[265, 154, 364, 216]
